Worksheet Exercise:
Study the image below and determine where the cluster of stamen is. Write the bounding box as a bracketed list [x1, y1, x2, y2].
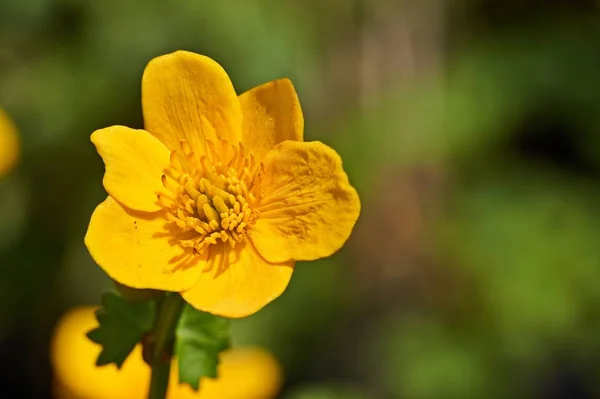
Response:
[158, 139, 262, 255]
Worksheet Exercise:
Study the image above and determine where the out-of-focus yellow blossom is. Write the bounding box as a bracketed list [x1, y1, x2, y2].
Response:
[51, 307, 149, 398]
[51, 307, 283, 399]
[169, 347, 282, 399]
[85, 51, 361, 318]
[0, 108, 19, 176]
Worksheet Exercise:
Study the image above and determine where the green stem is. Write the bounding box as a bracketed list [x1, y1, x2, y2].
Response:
[152, 294, 185, 360]
[147, 293, 185, 399]
[148, 361, 171, 399]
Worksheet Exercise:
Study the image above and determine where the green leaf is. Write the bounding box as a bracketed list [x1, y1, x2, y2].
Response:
[175, 304, 231, 390]
[86, 291, 156, 368]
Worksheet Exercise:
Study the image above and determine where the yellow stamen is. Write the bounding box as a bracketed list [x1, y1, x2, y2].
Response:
[158, 139, 261, 255]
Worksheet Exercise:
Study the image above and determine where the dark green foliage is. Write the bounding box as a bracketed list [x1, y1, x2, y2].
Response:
[87, 291, 156, 368]
[175, 304, 230, 390]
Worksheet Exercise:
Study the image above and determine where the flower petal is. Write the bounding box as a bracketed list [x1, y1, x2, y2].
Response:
[251, 141, 361, 263]
[85, 196, 204, 291]
[91, 126, 170, 212]
[181, 241, 294, 318]
[239, 78, 303, 162]
[142, 50, 242, 157]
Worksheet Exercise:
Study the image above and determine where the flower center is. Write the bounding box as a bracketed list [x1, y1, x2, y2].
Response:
[157, 139, 261, 255]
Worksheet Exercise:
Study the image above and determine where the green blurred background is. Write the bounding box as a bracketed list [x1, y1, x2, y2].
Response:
[2, 0, 600, 397]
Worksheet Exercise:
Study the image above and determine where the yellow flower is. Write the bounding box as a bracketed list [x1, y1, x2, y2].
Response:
[85, 50, 360, 318]
[51, 306, 283, 399]
[0, 108, 19, 177]
[169, 348, 282, 399]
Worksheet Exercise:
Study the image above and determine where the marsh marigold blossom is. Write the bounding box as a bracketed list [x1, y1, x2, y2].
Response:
[0, 108, 19, 177]
[85, 51, 361, 317]
[51, 307, 283, 399]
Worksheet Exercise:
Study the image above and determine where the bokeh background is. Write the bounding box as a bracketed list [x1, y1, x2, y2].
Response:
[2, 0, 600, 397]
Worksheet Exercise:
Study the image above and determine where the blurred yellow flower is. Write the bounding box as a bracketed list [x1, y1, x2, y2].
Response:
[85, 50, 360, 318]
[0, 108, 19, 177]
[169, 348, 282, 399]
[51, 306, 283, 399]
